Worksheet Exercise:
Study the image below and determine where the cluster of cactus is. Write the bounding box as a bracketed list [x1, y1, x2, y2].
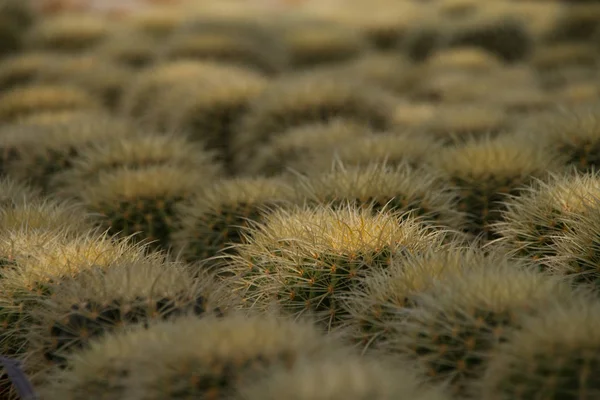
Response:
[2, 2, 600, 399]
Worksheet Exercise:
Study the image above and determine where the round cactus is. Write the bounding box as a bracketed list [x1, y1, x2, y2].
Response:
[523, 104, 600, 173]
[91, 29, 157, 69]
[382, 260, 576, 397]
[50, 132, 223, 190]
[154, 65, 268, 170]
[127, 6, 187, 38]
[172, 177, 299, 264]
[119, 60, 235, 120]
[35, 55, 135, 111]
[545, 205, 600, 289]
[245, 119, 371, 177]
[157, 29, 286, 75]
[69, 165, 216, 251]
[293, 161, 467, 231]
[429, 134, 566, 240]
[340, 245, 486, 351]
[480, 292, 600, 400]
[38, 313, 343, 400]
[0, 52, 63, 91]
[0, 84, 101, 124]
[231, 74, 399, 171]
[221, 203, 449, 329]
[236, 354, 450, 400]
[27, 256, 235, 373]
[298, 133, 442, 175]
[0, 197, 93, 235]
[5, 113, 140, 192]
[493, 169, 600, 261]
[274, 18, 370, 68]
[0, 228, 148, 358]
[417, 103, 508, 145]
[0, 176, 40, 208]
[422, 46, 504, 74]
[23, 13, 112, 52]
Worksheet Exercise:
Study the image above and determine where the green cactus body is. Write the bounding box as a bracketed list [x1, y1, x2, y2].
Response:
[0, 84, 101, 124]
[481, 294, 600, 400]
[231, 74, 398, 171]
[494, 170, 600, 262]
[173, 177, 297, 264]
[430, 135, 566, 240]
[6, 113, 140, 192]
[384, 262, 576, 397]
[74, 165, 216, 251]
[222, 203, 447, 329]
[246, 119, 370, 177]
[27, 257, 233, 374]
[39, 314, 342, 400]
[294, 161, 467, 232]
[341, 246, 485, 351]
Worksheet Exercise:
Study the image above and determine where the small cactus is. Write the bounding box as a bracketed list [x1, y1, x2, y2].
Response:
[50, 132, 223, 190]
[39, 313, 343, 400]
[172, 177, 299, 264]
[0, 84, 101, 124]
[293, 161, 467, 231]
[245, 119, 370, 177]
[91, 29, 157, 69]
[23, 13, 112, 52]
[27, 256, 234, 372]
[231, 74, 398, 171]
[69, 165, 217, 251]
[236, 354, 450, 400]
[429, 134, 566, 239]
[382, 260, 576, 396]
[5, 113, 140, 192]
[340, 245, 485, 351]
[221, 203, 449, 329]
[0, 52, 62, 91]
[481, 292, 600, 400]
[493, 169, 600, 261]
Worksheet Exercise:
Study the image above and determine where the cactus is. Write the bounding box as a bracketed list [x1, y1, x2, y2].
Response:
[493, 169, 600, 261]
[545, 205, 600, 289]
[523, 104, 600, 173]
[50, 132, 222, 190]
[27, 256, 234, 373]
[0, 177, 40, 208]
[417, 103, 507, 145]
[39, 313, 342, 400]
[23, 14, 112, 52]
[0, 84, 101, 124]
[481, 292, 600, 400]
[154, 65, 268, 170]
[221, 203, 448, 329]
[5, 113, 140, 192]
[299, 133, 442, 175]
[231, 74, 398, 172]
[382, 260, 576, 396]
[0, 52, 62, 91]
[340, 245, 486, 350]
[36, 55, 135, 111]
[158, 29, 286, 75]
[70, 165, 216, 251]
[128, 6, 187, 38]
[531, 43, 598, 74]
[423, 46, 503, 74]
[429, 135, 566, 240]
[246, 119, 370, 177]
[0, 229, 148, 359]
[274, 18, 370, 68]
[172, 177, 299, 264]
[236, 354, 450, 400]
[440, 15, 533, 63]
[547, 3, 600, 42]
[0, 197, 93, 235]
[120, 60, 234, 120]
[293, 161, 467, 231]
[91, 29, 157, 69]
